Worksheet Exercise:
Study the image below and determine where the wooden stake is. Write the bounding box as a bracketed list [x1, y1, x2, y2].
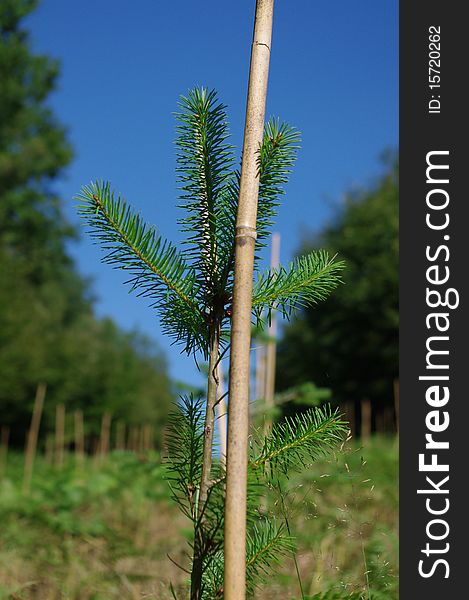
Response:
[55, 403, 65, 469]
[0, 425, 10, 480]
[225, 2, 275, 597]
[74, 410, 85, 470]
[263, 232, 280, 435]
[23, 382, 46, 494]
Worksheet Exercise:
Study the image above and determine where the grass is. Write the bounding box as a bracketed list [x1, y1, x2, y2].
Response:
[0, 436, 398, 599]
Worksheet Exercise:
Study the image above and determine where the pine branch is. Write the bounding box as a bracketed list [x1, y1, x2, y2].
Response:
[256, 119, 300, 245]
[165, 395, 205, 520]
[245, 522, 295, 595]
[199, 522, 294, 599]
[76, 181, 209, 354]
[250, 405, 348, 479]
[176, 87, 235, 294]
[252, 250, 345, 323]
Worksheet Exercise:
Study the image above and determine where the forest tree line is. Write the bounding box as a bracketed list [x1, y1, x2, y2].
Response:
[0, 0, 172, 447]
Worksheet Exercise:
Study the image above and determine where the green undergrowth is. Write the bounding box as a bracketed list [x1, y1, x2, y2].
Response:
[0, 437, 398, 599]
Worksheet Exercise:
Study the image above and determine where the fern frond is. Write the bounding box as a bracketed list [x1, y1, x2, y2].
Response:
[252, 250, 345, 323]
[176, 87, 235, 293]
[250, 405, 348, 479]
[165, 395, 205, 520]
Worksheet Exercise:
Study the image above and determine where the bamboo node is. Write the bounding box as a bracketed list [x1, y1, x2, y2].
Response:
[235, 226, 257, 240]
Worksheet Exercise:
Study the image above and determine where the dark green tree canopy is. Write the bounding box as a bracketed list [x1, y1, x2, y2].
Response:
[277, 156, 398, 420]
[0, 0, 74, 281]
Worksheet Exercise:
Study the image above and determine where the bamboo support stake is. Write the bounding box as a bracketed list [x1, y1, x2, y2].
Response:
[55, 403, 65, 469]
[0, 425, 10, 480]
[263, 232, 280, 435]
[224, 2, 275, 597]
[74, 410, 85, 470]
[23, 382, 46, 494]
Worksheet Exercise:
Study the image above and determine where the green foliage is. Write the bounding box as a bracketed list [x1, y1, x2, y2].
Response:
[245, 522, 294, 595]
[278, 382, 332, 407]
[77, 87, 343, 360]
[0, 0, 74, 279]
[77, 181, 206, 356]
[250, 406, 348, 479]
[277, 157, 398, 423]
[252, 250, 344, 324]
[77, 85, 346, 598]
[0, 1, 173, 444]
[0, 438, 397, 599]
[166, 395, 205, 520]
[165, 395, 348, 597]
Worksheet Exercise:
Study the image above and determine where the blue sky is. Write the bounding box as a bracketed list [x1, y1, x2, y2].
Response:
[27, 0, 398, 389]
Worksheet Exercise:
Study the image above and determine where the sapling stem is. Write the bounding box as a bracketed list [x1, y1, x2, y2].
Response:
[198, 326, 220, 512]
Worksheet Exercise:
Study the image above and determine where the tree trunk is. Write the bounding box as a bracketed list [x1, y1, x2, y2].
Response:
[224, 2, 275, 598]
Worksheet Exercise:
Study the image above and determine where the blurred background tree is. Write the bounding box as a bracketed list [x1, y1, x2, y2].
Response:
[277, 155, 398, 435]
[0, 0, 172, 447]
